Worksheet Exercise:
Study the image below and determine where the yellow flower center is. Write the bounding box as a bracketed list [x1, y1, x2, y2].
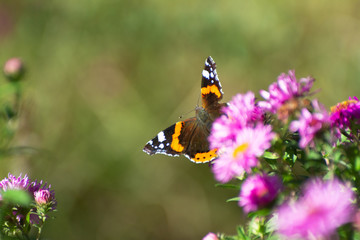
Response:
[233, 143, 249, 158]
[330, 99, 358, 113]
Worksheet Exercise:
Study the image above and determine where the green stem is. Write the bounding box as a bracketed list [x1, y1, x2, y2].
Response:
[36, 215, 47, 240]
[36, 226, 42, 240]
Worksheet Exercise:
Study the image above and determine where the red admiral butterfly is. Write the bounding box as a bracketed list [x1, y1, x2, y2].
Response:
[143, 56, 225, 163]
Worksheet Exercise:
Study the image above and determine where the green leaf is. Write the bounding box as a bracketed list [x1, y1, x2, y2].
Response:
[306, 150, 322, 160]
[226, 197, 240, 202]
[248, 208, 271, 217]
[215, 183, 240, 189]
[355, 156, 360, 171]
[263, 151, 279, 160]
[332, 150, 343, 163]
[236, 226, 250, 240]
[2, 189, 31, 206]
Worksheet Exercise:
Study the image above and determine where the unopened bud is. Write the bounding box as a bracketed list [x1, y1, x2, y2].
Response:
[34, 189, 51, 205]
[3, 58, 24, 82]
[202, 232, 219, 240]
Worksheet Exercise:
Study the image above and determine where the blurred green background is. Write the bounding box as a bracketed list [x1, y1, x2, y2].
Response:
[1, 1, 360, 239]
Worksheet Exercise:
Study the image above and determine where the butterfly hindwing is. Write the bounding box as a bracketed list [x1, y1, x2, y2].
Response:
[184, 123, 217, 163]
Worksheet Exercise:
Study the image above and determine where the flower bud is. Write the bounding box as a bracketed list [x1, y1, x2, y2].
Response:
[202, 232, 218, 240]
[3, 57, 25, 82]
[34, 189, 51, 205]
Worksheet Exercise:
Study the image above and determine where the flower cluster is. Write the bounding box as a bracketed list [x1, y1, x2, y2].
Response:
[205, 68, 360, 240]
[209, 92, 264, 149]
[209, 92, 275, 183]
[0, 173, 56, 238]
[0, 173, 56, 206]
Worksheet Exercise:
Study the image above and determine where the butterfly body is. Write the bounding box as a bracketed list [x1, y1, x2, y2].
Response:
[143, 56, 224, 163]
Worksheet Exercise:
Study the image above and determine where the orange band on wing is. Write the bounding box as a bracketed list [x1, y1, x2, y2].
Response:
[171, 122, 185, 152]
[201, 85, 222, 99]
[192, 149, 217, 163]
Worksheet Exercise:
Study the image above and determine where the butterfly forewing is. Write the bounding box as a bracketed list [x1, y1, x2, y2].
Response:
[143, 118, 196, 157]
[201, 56, 224, 109]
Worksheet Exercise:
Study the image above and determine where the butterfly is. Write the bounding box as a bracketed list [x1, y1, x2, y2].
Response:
[143, 56, 225, 163]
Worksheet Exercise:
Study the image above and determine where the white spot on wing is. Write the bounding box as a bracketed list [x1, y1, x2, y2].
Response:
[210, 72, 214, 78]
[202, 70, 209, 79]
[157, 131, 166, 142]
[159, 143, 164, 149]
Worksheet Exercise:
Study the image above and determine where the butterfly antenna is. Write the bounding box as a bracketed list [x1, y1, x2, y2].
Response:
[179, 108, 195, 119]
[196, 92, 201, 108]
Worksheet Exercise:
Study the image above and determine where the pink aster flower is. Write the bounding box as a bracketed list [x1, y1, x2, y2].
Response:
[209, 91, 264, 149]
[330, 96, 360, 130]
[290, 100, 331, 148]
[239, 174, 282, 213]
[202, 232, 219, 240]
[258, 70, 314, 114]
[212, 124, 275, 183]
[0, 173, 30, 192]
[276, 178, 355, 239]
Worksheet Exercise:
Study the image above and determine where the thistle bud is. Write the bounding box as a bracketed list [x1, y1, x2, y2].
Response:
[34, 189, 51, 205]
[3, 57, 25, 82]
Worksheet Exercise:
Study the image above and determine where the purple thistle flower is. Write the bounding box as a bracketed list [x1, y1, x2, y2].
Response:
[209, 91, 264, 150]
[212, 124, 275, 183]
[290, 100, 331, 148]
[258, 70, 314, 115]
[330, 96, 360, 130]
[276, 178, 355, 239]
[0, 173, 30, 192]
[239, 174, 282, 213]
